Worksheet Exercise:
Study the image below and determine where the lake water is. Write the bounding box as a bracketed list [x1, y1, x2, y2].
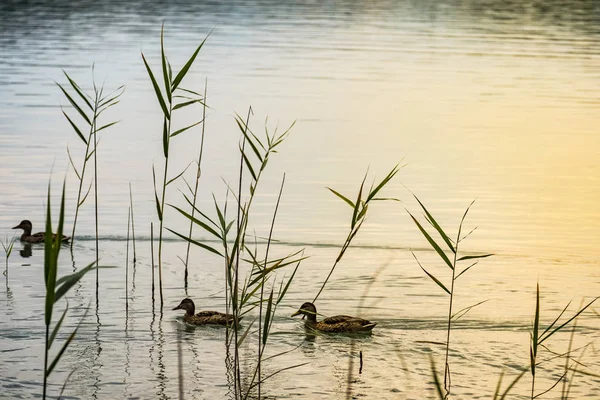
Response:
[1, 0, 599, 398]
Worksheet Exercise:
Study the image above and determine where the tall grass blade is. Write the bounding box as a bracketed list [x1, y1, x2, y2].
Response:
[412, 193, 455, 253]
[48, 303, 69, 348]
[366, 163, 400, 203]
[539, 297, 599, 346]
[162, 118, 169, 157]
[165, 228, 223, 257]
[171, 34, 209, 90]
[62, 110, 87, 144]
[327, 187, 355, 208]
[457, 254, 493, 261]
[141, 52, 170, 119]
[171, 120, 202, 138]
[160, 23, 171, 103]
[66, 146, 81, 180]
[408, 211, 453, 270]
[56, 83, 91, 125]
[262, 289, 274, 345]
[169, 205, 222, 239]
[46, 306, 89, 376]
[63, 71, 93, 110]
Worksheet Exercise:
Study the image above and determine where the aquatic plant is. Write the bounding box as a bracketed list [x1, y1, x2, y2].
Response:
[129, 183, 137, 263]
[58, 68, 123, 251]
[169, 113, 303, 399]
[142, 24, 208, 308]
[528, 283, 598, 399]
[41, 181, 103, 399]
[180, 79, 208, 291]
[408, 196, 492, 397]
[1, 235, 16, 277]
[312, 164, 401, 302]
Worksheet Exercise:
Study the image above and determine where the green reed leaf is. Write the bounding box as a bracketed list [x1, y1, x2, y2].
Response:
[236, 116, 263, 162]
[96, 121, 120, 133]
[181, 192, 220, 231]
[327, 187, 355, 208]
[411, 250, 450, 294]
[172, 34, 208, 91]
[451, 299, 488, 321]
[457, 253, 493, 262]
[79, 181, 92, 207]
[412, 193, 455, 253]
[54, 262, 105, 303]
[213, 194, 227, 232]
[408, 211, 453, 270]
[496, 369, 527, 400]
[276, 264, 299, 305]
[46, 306, 89, 377]
[48, 302, 68, 348]
[170, 120, 202, 138]
[66, 146, 81, 180]
[162, 118, 169, 158]
[99, 85, 125, 107]
[455, 261, 478, 280]
[169, 204, 222, 240]
[366, 163, 400, 203]
[63, 71, 93, 110]
[44, 182, 55, 327]
[141, 52, 170, 120]
[539, 296, 599, 346]
[241, 148, 258, 181]
[166, 227, 223, 257]
[152, 165, 162, 221]
[62, 110, 87, 145]
[160, 23, 171, 103]
[532, 283, 540, 368]
[429, 356, 446, 399]
[166, 163, 192, 187]
[56, 83, 91, 126]
[351, 172, 367, 228]
[173, 99, 200, 110]
[262, 289, 274, 345]
[237, 318, 256, 347]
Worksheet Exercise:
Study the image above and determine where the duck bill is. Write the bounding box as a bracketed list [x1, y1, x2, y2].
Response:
[172, 305, 183, 311]
[291, 310, 302, 317]
[12, 224, 21, 229]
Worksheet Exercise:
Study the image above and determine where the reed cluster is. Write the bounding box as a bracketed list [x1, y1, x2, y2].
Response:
[11, 23, 595, 400]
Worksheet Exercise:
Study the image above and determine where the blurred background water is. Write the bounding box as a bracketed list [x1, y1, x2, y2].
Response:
[0, 0, 599, 398]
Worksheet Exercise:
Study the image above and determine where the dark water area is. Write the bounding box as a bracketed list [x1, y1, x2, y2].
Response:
[1, 0, 599, 398]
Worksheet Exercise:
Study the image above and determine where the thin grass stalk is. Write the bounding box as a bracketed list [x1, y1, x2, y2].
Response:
[70, 131, 92, 249]
[233, 106, 252, 398]
[43, 317, 49, 399]
[177, 328, 184, 400]
[129, 183, 137, 263]
[183, 80, 208, 289]
[313, 165, 400, 302]
[157, 113, 172, 309]
[151, 223, 155, 304]
[93, 91, 100, 305]
[126, 207, 131, 312]
[256, 173, 286, 399]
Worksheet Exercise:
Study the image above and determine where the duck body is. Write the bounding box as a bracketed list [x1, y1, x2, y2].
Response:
[12, 220, 70, 244]
[292, 302, 376, 333]
[173, 298, 236, 325]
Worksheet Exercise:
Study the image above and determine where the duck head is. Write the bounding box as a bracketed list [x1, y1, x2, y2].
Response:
[12, 220, 32, 234]
[173, 298, 195, 315]
[291, 302, 317, 322]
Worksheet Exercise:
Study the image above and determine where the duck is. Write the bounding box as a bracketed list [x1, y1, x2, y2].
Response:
[291, 302, 377, 333]
[173, 298, 237, 325]
[12, 220, 70, 243]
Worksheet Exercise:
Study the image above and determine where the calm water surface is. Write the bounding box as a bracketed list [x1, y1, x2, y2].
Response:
[1, 1, 599, 398]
